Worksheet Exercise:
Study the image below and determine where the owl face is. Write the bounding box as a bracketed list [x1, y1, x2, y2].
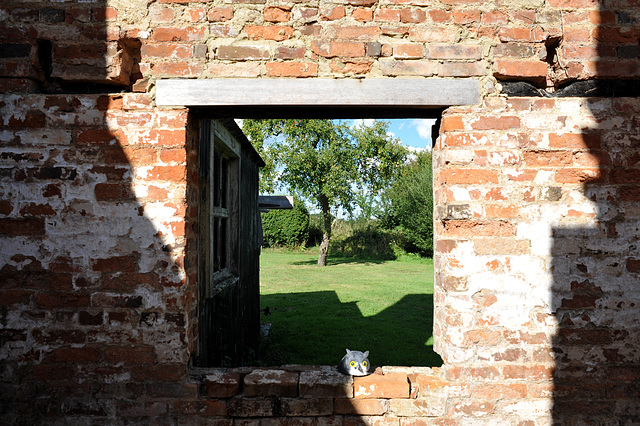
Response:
[338, 349, 370, 376]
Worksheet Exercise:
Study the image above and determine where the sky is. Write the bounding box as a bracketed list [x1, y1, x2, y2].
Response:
[236, 118, 437, 151]
[351, 118, 437, 151]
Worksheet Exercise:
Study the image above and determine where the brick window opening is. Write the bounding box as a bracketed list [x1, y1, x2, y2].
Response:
[155, 78, 479, 370]
[255, 116, 442, 368]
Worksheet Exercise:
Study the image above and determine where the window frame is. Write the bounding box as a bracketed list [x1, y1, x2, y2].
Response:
[197, 119, 242, 367]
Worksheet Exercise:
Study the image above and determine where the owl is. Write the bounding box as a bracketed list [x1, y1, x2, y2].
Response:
[337, 349, 370, 376]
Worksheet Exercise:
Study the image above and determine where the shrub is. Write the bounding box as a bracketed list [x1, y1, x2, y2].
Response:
[381, 151, 433, 257]
[261, 198, 310, 248]
[329, 220, 396, 259]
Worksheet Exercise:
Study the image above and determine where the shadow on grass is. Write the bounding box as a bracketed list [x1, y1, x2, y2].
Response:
[290, 255, 392, 266]
[259, 290, 442, 367]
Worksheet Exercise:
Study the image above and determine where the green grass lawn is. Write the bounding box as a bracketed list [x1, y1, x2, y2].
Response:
[258, 249, 442, 367]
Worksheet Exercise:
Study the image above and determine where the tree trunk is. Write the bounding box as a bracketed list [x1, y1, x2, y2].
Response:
[317, 195, 331, 266]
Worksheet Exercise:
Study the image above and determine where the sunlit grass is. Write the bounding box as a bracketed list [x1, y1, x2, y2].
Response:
[258, 249, 442, 367]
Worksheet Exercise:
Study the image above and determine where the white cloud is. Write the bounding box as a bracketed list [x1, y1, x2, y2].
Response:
[351, 119, 376, 128]
[411, 119, 437, 141]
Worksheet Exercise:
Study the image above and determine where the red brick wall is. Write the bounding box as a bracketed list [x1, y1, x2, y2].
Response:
[2, 0, 640, 424]
[0, 94, 199, 422]
[434, 96, 640, 423]
[2, 0, 639, 87]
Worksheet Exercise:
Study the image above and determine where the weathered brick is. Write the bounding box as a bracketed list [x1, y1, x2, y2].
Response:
[275, 47, 305, 60]
[441, 220, 515, 237]
[409, 26, 458, 42]
[94, 183, 134, 200]
[470, 116, 521, 130]
[78, 310, 104, 326]
[321, 7, 346, 20]
[207, 7, 233, 21]
[264, 6, 291, 22]
[394, 43, 423, 59]
[498, 27, 547, 42]
[495, 60, 549, 79]
[187, 8, 206, 22]
[448, 400, 495, 417]
[333, 26, 381, 40]
[440, 169, 499, 184]
[428, 44, 483, 60]
[454, 9, 482, 24]
[152, 26, 206, 42]
[555, 168, 601, 183]
[400, 9, 427, 23]
[495, 43, 537, 58]
[378, 59, 435, 76]
[352, 8, 373, 22]
[217, 46, 270, 61]
[334, 398, 388, 415]
[389, 398, 446, 417]
[332, 42, 366, 58]
[0, 218, 45, 236]
[375, 9, 400, 22]
[503, 365, 553, 380]
[210, 25, 239, 38]
[206, 62, 261, 77]
[45, 346, 102, 363]
[6, 110, 46, 128]
[227, 398, 275, 417]
[281, 397, 333, 416]
[244, 370, 299, 397]
[354, 373, 409, 399]
[171, 399, 226, 416]
[104, 345, 155, 365]
[299, 369, 352, 397]
[265, 62, 318, 77]
[245, 26, 294, 41]
[429, 9, 452, 23]
[149, 7, 174, 22]
[482, 11, 509, 25]
[203, 371, 241, 397]
[32, 328, 86, 344]
[330, 60, 373, 75]
[152, 61, 204, 77]
[439, 61, 486, 77]
[141, 43, 193, 59]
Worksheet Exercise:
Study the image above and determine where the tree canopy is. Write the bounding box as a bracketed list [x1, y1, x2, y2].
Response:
[243, 119, 407, 266]
[381, 151, 434, 257]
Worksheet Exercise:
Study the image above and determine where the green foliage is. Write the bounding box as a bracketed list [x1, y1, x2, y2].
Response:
[328, 219, 396, 259]
[382, 151, 434, 257]
[243, 119, 357, 207]
[243, 119, 408, 264]
[261, 198, 310, 248]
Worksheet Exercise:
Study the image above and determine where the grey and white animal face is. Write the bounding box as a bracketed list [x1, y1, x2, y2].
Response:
[338, 349, 370, 376]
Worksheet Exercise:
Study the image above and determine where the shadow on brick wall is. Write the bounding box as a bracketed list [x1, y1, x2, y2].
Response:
[550, 2, 640, 421]
[0, 2, 192, 422]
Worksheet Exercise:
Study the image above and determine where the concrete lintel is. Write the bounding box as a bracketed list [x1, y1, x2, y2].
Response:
[156, 78, 480, 108]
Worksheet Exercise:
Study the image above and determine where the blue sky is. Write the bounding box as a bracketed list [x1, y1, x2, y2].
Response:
[237, 118, 437, 151]
[351, 119, 437, 151]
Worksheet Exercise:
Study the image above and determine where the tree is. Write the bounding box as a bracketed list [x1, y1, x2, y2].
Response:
[381, 151, 434, 257]
[243, 119, 407, 266]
